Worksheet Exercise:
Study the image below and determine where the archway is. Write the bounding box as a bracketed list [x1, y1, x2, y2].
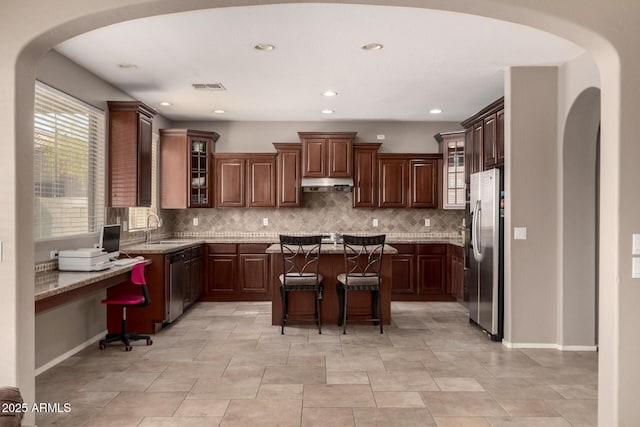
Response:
[561, 87, 601, 349]
[1, 1, 622, 425]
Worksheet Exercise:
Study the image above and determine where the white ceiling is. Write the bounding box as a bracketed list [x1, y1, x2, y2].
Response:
[55, 4, 584, 122]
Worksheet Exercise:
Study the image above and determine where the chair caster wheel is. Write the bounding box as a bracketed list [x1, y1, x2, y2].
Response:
[99, 343, 106, 350]
[125, 345, 132, 351]
[146, 339, 153, 346]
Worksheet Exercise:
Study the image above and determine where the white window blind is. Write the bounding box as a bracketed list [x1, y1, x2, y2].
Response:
[128, 134, 158, 231]
[34, 81, 105, 240]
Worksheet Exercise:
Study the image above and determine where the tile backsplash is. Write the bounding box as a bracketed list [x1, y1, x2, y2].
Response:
[164, 192, 464, 235]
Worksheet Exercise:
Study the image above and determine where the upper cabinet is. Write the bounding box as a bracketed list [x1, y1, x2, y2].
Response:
[298, 132, 356, 178]
[353, 143, 381, 208]
[214, 154, 277, 208]
[435, 131, 466, 210]
[461, 97, 504, 178]
[273, 143, 302, 207]
[377, 154, 441, 208]
[107, 101, 156, 207]
[159, 129, 219, 209]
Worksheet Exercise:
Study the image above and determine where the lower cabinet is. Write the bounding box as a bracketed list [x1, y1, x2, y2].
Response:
[184, 246, 203, 309]
[449, 245, 465, 301]
[391, 243, 459, 301]
[203, 243, 271, 301]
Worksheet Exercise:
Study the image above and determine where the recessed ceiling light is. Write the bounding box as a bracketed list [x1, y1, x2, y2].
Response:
[159, 102, 171, 106]
[429, 108, 443, 114]
[213, 109, 226, 114]
[254, 43, 275, 51]
[117, 63, 138, 69]
[322, 90, 338, 97]
[361, 43, 383, 51]
[321, 109, 334, 114]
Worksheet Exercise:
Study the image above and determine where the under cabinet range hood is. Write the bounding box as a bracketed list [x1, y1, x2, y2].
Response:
[301, 177, 354, 192]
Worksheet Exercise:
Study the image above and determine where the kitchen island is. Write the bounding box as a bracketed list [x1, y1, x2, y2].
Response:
[266, 242, 398, 327]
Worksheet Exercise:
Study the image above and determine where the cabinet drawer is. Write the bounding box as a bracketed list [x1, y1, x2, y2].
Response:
[416, 244, 447, 255]
[238, 243, 270, 254]
[392, 244, 415, 254]
[207, 243, 236, 254]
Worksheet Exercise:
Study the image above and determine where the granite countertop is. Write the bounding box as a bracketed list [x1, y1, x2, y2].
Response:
[35, 260, 152, 301]
[119, 233, 463, 254]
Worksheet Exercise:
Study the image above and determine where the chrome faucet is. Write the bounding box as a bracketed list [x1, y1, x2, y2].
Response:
[145, 212, 162, 244]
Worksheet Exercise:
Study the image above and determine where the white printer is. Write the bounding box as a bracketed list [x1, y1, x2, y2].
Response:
[58, 248, 112, 272]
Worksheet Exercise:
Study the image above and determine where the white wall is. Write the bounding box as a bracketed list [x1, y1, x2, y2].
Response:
[172, 120, 462, 153]
[557, 52, 601, 349]
[504, 66, 559, 346]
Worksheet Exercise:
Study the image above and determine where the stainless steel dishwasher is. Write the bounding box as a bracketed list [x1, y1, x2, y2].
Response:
[167, 250, 186, 323]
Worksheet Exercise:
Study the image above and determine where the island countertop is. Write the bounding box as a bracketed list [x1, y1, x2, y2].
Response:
[265, 243, 398, 255]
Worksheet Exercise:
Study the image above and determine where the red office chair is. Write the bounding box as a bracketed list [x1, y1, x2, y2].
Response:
[99, 262, 153, 351]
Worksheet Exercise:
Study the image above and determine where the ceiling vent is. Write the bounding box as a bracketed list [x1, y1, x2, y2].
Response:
[192, 83, 226, 91]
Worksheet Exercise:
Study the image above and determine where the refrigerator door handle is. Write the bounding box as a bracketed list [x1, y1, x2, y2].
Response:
[472, 199, 483, 261]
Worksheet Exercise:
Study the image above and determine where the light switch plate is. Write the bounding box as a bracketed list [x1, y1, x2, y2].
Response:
[376, 134, 385, 140]
[373, 218, 379, 227]
[514, 227, 527, 240]
[633, 234, 640, 255]
[263, 217, 269, 226]
[193, 218, 199, 226]
[424, 218, 431, 227]
[633, 257, 640, 279]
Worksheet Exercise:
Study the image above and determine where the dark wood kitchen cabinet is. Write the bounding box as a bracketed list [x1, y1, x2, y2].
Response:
[298, 132, 356, 178]
[214, 156, 246, 207]
[448, 245, 465, 301]
[273, 143, 301, 207]
[107, 101, 156, 207]
[204, 243, 271, 301]
[214, 154, 276, 208]
[417, 244, 449, 299]
[377, 154, 441, 208]
[391, 243, 457, 302]
[378, 156, 409, 207]
[409, 158, 439, 208]
[353, 143, 381, 208]
[461, 97, 504, 176]
[390, 244, 416, 295]
[247, 155, 277, 207]
[159, 129, 219, 208]
[184, 245, 203, 309]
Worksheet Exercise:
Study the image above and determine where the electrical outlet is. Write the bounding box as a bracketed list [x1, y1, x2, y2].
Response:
[376, 134, 385, 140]
[514, 227, 527, 240]
[424, 218, 431, 227]
[372, 218, 379, 227]
[263, 218, 269, 226]
[122, 220, 128, 232]
[50, 250, 58, 259]
[193, 217, 199, 226]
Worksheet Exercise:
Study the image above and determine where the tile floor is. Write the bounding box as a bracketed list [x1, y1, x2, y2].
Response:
[35, 301, 598, 426]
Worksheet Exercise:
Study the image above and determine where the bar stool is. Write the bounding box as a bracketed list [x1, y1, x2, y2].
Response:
[336, 234, 385, 334]
[279, 235, 323, 334]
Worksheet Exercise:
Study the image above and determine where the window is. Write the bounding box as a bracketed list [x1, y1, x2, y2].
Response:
[34, 81, 105, 240]
[128, 134, 159, 231]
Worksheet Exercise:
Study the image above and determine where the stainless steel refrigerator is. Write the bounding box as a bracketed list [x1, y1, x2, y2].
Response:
[468, 168, 504, 341]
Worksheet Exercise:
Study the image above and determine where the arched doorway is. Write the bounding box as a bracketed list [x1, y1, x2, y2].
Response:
[561, 87, 601, 349]
[2, 2, 624, 425]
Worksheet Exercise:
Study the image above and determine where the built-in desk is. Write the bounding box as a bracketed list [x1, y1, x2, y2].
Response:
[266, 243, 397, 326]
[35, 261, 151, 313]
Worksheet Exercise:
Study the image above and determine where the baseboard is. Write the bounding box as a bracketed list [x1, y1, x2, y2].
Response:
[558, 344, 598, 351]
[35, 330, 106, 376]
[502, 340, 597, 351]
